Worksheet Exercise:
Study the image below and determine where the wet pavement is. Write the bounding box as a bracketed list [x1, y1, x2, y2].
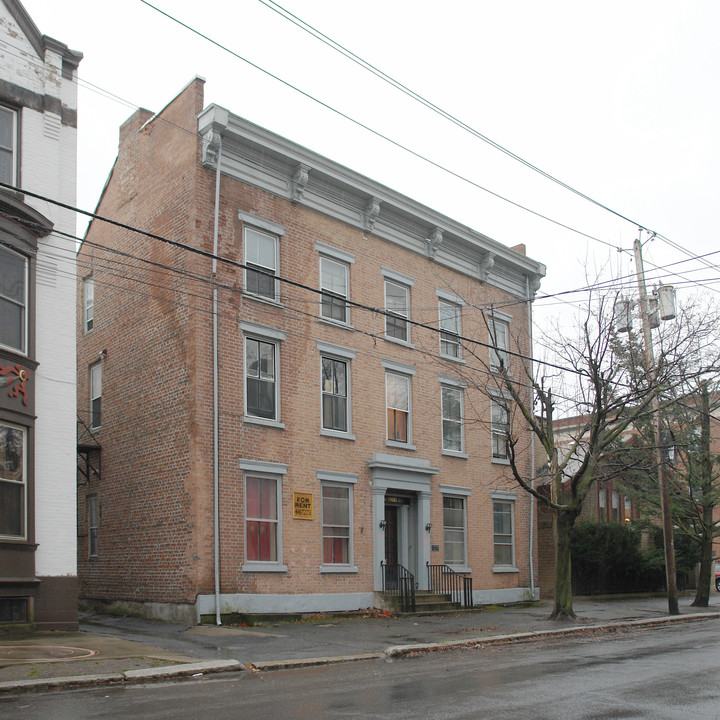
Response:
[1, 595, 718, 693]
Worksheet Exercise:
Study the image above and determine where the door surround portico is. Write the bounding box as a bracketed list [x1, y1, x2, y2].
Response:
[368, 453, 438, 591]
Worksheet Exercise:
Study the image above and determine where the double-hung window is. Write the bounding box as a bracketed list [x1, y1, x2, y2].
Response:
[0, 422, 25, 539]
[240, 213, 285, 302]
[245, 337, 277, 420]
[321, 356, 348, 432]
[492, 493, 516, 568]
[245, 474, 280, 563]
[489, 314, 510, 372]
[0, 245, 27, 354]
[442, 495, 467, 567]
[84, 276, 94, 333]
[322, 484, 351, 565]
[438, 298, 462, 359]
[385, 370, 412, 445]
[385, 280, 410, 342]
[90, 361, 102, 429]
[320, 256, 349, 323]
[87, 495, 98, 557]
[0, 105, 17, 185]
[491, 398, 509, 461]
[441, 384, 464, 453]
[242, 323, 286, 426]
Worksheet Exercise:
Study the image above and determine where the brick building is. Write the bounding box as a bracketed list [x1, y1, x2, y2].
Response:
[76, 79, 546, 622]
[0, 0, 81, 629]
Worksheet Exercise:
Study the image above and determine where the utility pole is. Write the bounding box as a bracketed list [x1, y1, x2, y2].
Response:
[633, 233, 679, 615]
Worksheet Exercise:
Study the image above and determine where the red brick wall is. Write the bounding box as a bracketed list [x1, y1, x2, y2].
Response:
[77, 78, 538, 605]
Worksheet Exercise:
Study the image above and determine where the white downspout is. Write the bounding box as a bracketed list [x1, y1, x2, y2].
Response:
[526, 275, 536, 599]
[212, 141, 222, 625]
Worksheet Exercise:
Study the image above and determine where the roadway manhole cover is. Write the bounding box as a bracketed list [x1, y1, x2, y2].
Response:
[0, 645, 98, 664]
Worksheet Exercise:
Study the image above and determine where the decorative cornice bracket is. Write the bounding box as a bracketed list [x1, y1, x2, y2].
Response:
[201, 130, 222, 169]
[363, 196, 381, 233]
[292, 163, 311, 203]
[479, 252, 495, 282]
[425, 227, 443, 259]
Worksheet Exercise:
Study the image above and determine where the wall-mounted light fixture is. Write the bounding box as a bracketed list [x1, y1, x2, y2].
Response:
[379, 519, 387, 529]
[425, 522, 432, 532]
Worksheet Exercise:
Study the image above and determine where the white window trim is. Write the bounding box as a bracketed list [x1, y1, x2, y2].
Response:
[0, 421, 26, 541]
[90, 361, 102, 430]
[436, 289, 465, 306]
[242, 470, 287, 572]
[382, 267, 415, 287]
[0, 105, 17, 186]
[319, 476, 357, 573]
[488, 314, 510, 372]
[385, 369, 415, 450]
[320, 352, 355, 440]
[442, 492, 469, 570]
[490, 396, 510, 465]
[84, 275, 94, 334]
[441, 384, 466, 457]
[242, 328, 285, 428]
[315, 241, 355, 265]
[240, 212, 285, 305]
[0, 245, 28, 355]
[438, 298, 463, 362]
[318, 253, 352, 327]
[492, 495, 517, 572]
[383, 277, 412, 346]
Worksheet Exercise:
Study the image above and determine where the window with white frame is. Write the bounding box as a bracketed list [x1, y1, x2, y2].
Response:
[320, 256, 349, 323]
[84, 276, 94, 333]
[493, 498, 515, 567]
[491, 398, 509, 460]
[611, 490, 620, 521]
[0, 422, 25, 539]
[441, 385, 463, 453]
[87, 495, 98, 557]
[386, 371, 411, 444]
[385, 280, 410, 342]
[489, 316, 509, 371]
[244, 226, 278, 301]
[624, 496, 632, 520]
[443, 495, 466, 566]
[90, 361, 102, 429]
[598, 487, 607, 521]
[322, 484, 352, 565]
[0, 245, 27, 354]
[0, 105, 17, 185]
[321, 356, 348, 433]
[245, 336, 277, 420]
[439, 299, 462, 359]
[245, 474, 281, 563]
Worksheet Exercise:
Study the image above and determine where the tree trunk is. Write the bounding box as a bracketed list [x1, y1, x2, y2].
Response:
[551, 510, 576, 620]
[692, 510, 714, 607]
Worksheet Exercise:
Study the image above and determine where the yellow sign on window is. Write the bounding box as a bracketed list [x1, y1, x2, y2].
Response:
[293, 492, 313, 520]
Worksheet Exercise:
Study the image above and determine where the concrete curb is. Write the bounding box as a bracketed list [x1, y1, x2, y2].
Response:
[384, 612, 720, 658]
[1, 612, 716, 693]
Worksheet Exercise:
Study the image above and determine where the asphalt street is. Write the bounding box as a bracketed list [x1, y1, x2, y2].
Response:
[3, 619, 719, 719]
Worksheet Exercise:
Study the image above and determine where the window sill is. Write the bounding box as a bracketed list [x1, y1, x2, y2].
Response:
[442, 449, 468, 459]
[493, 565, 519, 573]
[318, 317, 355, 332]
[320, 429, 356, 441]
[242, 563, 288, 573]
[385, 440, 416, 451]
[491, 457, 511, 465]
[384, 336, 414, 349]
[320, 565, 358, 574]
[244, 416, 285, 429]
[439, 354, 465, 364]
[242, 291, 283, 308]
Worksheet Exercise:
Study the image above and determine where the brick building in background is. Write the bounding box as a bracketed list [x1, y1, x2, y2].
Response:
[0, 0, 81, 629]
[76, 78, 546, 622]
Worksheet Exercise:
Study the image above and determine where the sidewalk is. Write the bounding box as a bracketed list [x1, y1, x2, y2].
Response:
[1, 595, 718, 694]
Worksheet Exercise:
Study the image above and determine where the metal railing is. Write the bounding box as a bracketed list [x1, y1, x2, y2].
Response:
[427, 563, 474, 608]
[381, 562, 416, 613]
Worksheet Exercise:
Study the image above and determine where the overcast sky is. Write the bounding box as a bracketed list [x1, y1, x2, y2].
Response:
[20, 0, 720, 327]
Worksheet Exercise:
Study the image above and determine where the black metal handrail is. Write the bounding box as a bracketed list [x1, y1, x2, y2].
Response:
[381, 562, 416, 613]
[427, 563, 474, 608]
